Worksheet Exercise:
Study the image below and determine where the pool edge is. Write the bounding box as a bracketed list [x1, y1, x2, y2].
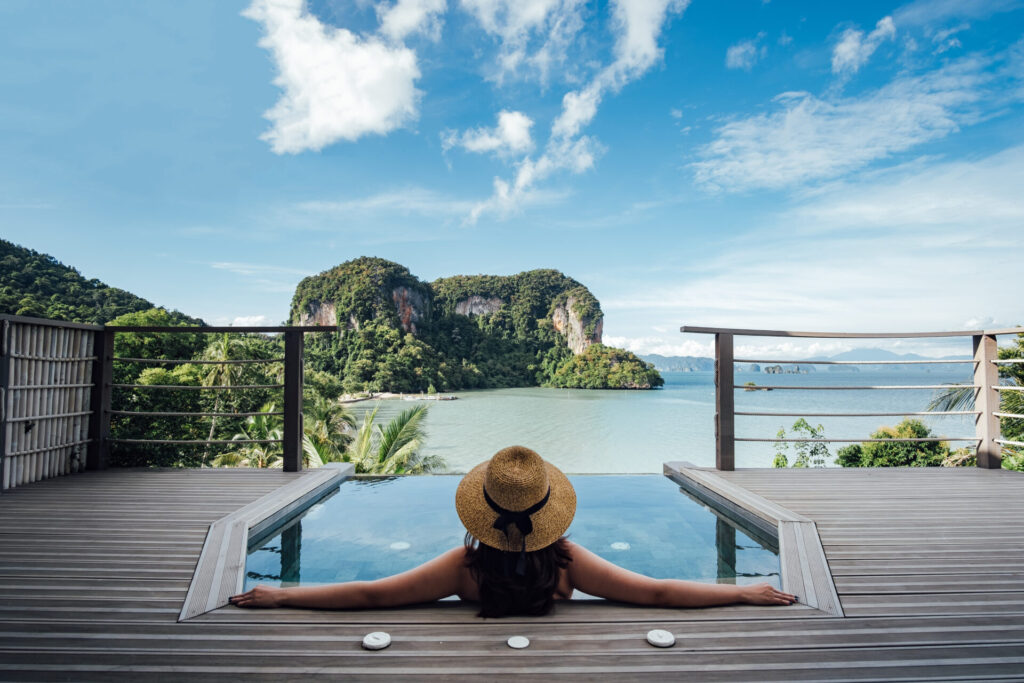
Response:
[178, 463, 353, 622]
[664, 462, 844, 618]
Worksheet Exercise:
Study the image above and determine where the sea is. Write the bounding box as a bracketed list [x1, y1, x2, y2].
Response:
[350, 368, 975, 473]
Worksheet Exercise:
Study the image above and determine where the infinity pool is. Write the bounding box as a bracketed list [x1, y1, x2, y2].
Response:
[244, 475, 780, 594]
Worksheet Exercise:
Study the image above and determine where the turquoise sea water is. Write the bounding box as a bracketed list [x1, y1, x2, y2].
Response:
[353, 369, 974, 473]
[245, 475, 781, 592]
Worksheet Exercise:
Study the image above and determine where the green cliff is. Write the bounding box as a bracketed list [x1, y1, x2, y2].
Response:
[292, 257, 661, 392]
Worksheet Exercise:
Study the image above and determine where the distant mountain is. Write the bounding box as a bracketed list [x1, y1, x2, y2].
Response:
[804, 348, 970, 372]
[641, 347, 969, 373]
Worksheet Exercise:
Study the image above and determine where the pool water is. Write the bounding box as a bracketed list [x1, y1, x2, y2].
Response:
[244, 475, 781, 594]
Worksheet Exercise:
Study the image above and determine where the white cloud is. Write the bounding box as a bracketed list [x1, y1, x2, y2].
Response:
[244, 0, 422, 154]
[442, 110, 534, 157]
[726, 34, 766, 71]
[469, 0, 688, 221]
[459, 0, 585, 84]
[932, 22, 968, 54]
[692, 51, 1015, 192]
[790, 145, 1024, 230]
[831, 15, 896, 76]
[211, 262, 309, 277]
[603, 335, 712, 357]
[210, 261, 308, 293]
[231, 315, 275, 327]
[298, 188, 476, 217]
[611, 146, 1024, 336]
[377, 0, 447, 42]
[893, 0, 1022, 27]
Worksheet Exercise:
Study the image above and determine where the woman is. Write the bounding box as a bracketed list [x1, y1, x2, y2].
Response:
[230, 446, 797, 614]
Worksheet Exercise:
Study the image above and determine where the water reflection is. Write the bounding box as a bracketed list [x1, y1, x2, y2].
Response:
[716, 517, 736, 583]
[281, 521, 301, 585]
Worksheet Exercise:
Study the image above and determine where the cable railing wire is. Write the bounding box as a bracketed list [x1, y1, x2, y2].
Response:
[736, 437, 979, 443]
[112, 383, 284, 390]
[109, 410, 285, 418]
[108, 438, 284, 445]
[734, 358, 975, 365]
[732, 384, 978, 391]
[114, 357, 285, 365]
[681, 324, 1024, 470]
[734, 410, 979, 417]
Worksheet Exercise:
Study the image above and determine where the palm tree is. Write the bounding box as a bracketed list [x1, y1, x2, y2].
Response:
[302, 395, 356, 463]
[347, 403, 443, 474]
[201, 333, 247, 466]
[928, 336, 1024, 469]
[213, 402, 282, 469]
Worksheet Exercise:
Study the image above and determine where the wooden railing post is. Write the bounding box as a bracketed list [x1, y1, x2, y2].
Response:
[715, 332, 735, 471]
[282, 330, 304, 472]
[0, 320, 10, 490]
[973, 333, 1001, 468]
[87, 328, 114, 470]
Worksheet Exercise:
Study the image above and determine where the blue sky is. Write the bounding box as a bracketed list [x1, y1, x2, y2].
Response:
[1, 0, 1022, 358]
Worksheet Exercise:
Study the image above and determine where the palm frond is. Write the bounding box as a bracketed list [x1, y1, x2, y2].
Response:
[301, 434, 326, 468]
[375, 404, 428, 468]
[926, 384, 975, 412]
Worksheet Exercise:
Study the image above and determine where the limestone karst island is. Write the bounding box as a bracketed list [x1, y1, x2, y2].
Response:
[293, 257, 663, 393]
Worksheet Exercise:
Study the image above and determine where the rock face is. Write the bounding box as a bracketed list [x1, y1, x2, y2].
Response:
[299, 301, 337, 327]
[392, 286, 427, 335]
[455, 296, 503, 317]
[551, 296, 603, 355]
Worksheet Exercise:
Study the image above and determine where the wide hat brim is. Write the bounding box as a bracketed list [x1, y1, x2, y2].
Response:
[455, 458, 576, 552]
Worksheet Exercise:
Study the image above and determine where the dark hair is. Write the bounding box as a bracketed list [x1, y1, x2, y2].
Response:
[463, 533, 572, 618]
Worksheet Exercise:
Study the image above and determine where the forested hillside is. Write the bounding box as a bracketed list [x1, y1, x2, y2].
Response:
[0, 239, 199, 325]
[293, 257, 662, 392]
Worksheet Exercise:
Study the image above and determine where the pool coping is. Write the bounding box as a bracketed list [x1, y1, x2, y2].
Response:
[183, 464, 839, 621]
[664, 461, 844, 617]
[178, 463, 353, 622]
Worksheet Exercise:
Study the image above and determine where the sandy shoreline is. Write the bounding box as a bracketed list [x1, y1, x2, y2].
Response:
[338, 392, 457, 404]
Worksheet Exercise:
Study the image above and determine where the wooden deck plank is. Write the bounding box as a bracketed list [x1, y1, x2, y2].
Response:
[1, 466, 1023, 678]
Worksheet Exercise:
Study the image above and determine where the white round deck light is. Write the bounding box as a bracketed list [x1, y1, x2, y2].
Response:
[362, 631, 392, 650]
[646, 629, 675, 648]
[610, 541, 630, 551]
[506, 635, 530, 649]
[389, 541, 411, 550]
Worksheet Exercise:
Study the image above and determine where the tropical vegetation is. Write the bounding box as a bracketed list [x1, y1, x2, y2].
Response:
[835, 419, 951, 467]
[1, 238, 198, 325]
[925, 331, 1024, 471]
[542, 343, 663, 389]
[105, 316, 443, 472]
[295, 257, 661, 392]
[772, 418, 830, 468]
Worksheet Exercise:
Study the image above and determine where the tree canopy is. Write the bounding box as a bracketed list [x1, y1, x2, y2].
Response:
[0, 239, 199, 325]
[294, 258, 657, 392]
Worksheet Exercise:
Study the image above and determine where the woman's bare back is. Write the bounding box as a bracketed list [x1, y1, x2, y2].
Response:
[231, 540, 795, 610]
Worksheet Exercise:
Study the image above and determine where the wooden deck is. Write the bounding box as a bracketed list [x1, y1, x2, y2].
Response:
[2, 467, 1024, 680]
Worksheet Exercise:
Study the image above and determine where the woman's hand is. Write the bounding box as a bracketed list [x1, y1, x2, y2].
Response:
[229, 585, 284, 609]
[740, 583, 798, 606]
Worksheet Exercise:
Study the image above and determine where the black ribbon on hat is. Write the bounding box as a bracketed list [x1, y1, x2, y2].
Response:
[483, 485, 550, 576]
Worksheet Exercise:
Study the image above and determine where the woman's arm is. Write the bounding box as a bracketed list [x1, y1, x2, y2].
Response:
[566, 542, 796, 608]
[229, 546, 468, 609]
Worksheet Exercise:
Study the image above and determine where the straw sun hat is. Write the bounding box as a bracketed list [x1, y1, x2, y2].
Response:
[456, 446, 576, 554]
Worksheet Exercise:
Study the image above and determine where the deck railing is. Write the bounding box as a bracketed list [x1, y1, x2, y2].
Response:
[0, 315, 103, 489]
[0, 315, 335, 490]
[682, 326, 1024, 471]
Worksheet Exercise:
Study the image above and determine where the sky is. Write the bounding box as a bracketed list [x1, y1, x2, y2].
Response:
[1, 0, 1022, 359]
